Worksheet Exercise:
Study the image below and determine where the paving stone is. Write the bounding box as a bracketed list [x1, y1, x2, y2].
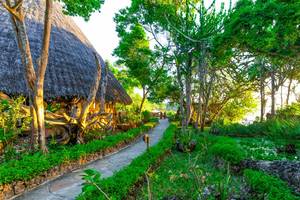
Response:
[14, 119, 169, 200]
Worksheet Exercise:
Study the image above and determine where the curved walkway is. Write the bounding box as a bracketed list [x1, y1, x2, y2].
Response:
[14, 119, 169, 200]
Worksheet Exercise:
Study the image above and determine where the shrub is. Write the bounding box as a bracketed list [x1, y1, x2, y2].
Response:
[142, 110, 151, 122]
[167, 111, 179, 122]
[0, 123, 156, 185]
[77, 124, 177, 200]
[244, 169, 298, 200]
[276, 102, 300, 119]
[210, 119, 300, 140]
[209, 137, 246, 165]
[148, 117, 159, 123]
[0, 97, 31, 157]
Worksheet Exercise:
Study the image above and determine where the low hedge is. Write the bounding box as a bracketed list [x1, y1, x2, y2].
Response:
[77, 123, 177, 200]
[211, 119, 300, 140]
[0, 122, 156, 185]
[209, 137, 246, 165]
[244, 169, 298, 200]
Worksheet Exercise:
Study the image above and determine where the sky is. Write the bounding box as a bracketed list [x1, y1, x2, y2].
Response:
[73, 0, 131, 62]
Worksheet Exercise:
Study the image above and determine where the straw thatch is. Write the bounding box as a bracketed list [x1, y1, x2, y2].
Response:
[0, 0, 132, 105]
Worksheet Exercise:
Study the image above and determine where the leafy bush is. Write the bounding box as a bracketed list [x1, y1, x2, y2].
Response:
[210, 119, 300, 140]
[142, 110, 151, 122]
[148, 117, 159, 123]
[209, 137, 246, 164]
[244, 169, 298, 200]
[77, 124, 177, 200]
[0, 97, 30, 157]
[0, 123, 155, 185]
[167, 111, 179, 122]
[276, 102, 300, 119]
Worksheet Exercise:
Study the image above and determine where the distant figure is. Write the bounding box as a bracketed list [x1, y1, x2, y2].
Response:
[160, 112, 163, 119]
[163, 112, 167, 119]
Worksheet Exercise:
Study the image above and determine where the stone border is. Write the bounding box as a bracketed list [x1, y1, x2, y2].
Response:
[0, 125, 156, 200]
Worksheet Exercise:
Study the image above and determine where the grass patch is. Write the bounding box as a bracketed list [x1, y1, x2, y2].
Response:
[244, 169, 299, 200]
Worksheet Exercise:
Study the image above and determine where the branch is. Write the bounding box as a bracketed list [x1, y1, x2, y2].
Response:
[1, 0, 24, 21]
[164, 14, 202, 43]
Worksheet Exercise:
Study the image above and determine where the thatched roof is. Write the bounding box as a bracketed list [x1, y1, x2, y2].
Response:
[0, 0, 132, 105]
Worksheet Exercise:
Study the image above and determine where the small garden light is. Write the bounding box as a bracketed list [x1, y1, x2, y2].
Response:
[143, 134, 150, 149]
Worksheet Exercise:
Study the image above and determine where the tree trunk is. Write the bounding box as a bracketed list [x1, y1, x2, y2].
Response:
[286, 78, 292, 105]
[77, 54, 102, 143]
[200, 72, 214, 132]
[32, 0, 53, 153]
[271, 69, 276, 116]
[30, 99, 38, 149]
[260, 65, 265, 122]
[185, 53, 193, 127]
[195, 45, 205, 129]
[176, 64, 185, 130]
[139, 87, 147, 114]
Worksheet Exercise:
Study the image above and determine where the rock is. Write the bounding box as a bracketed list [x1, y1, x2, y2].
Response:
[2, 184, 14, 199]
[277, 144, 297, 155]
[13, 181, 25, 195]
[242, 160, 300, 194]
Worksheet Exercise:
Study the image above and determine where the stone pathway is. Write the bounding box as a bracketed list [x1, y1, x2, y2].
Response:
[14, 119, 169, 200]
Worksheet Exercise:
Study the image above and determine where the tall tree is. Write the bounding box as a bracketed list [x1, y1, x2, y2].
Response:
[114, 23, 169, 113]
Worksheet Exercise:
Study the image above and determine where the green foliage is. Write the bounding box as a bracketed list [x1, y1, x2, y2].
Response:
[238, 138, 299, 161]
[211, 119, 300, 140]
[0, 123, 155, 185]
[176, 128, 197, 152]
[0, 97, 30, 145]
[77, 124, 177, 200]
[244, 169, 298, 200]
[148, 117, 159, 123]
[114, 23, 153, 89]
[108, 61, 139, 93]
[141, 110, 151, 122]
[137, 131, 244, 199]
[59, 0, 105, 20]
[219, 91, 257, 123]
[223, 0, 299, 59]
[209, 137, 246, 165]
[277, 102, 300, 119]
[46, 103, 61, 113]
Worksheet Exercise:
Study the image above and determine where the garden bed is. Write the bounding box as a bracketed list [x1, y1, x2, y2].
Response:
[135, 131, 300, 200]
[0, 122, 157, 200]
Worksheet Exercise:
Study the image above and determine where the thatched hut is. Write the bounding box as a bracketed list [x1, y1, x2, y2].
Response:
[0, 0, 132, 128]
